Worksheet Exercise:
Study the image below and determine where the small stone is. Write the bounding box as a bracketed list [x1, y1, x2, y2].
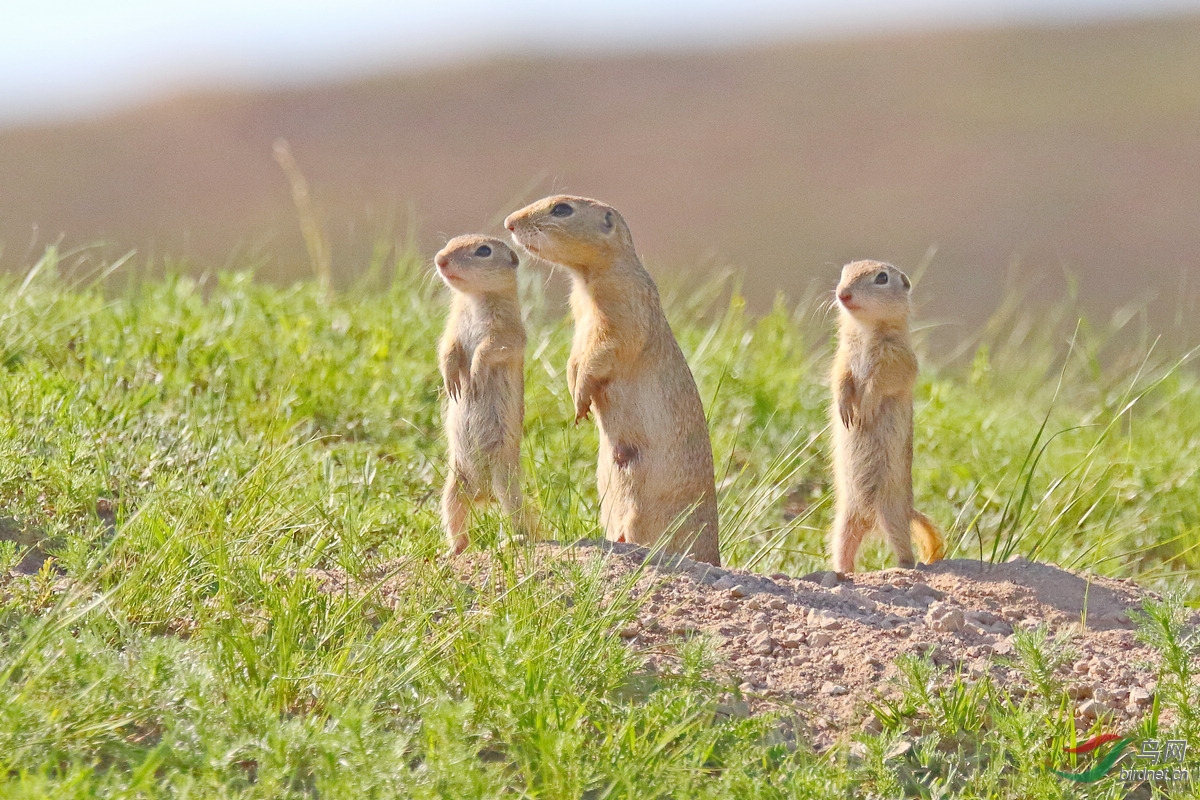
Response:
[768, 597, 788, 611]
[807, 609, 843, 630]
[1129, 687, 1152, 707]
[712, 575, 736, 592]
[821, 571, 840, 588]
[729, 585, 748, 598]
[991, 638, 1015, 656]
[910, 641, 938, 657]
[750, 631, 775, 655]
[770, 572, 790, 582]
[720, 599, 738, 612]
[750, 617, 770, 633]
[619, 625, 639, 639]
[908, 583, 946, 601]
[717, 699, 751, 718]
[965, 610, 999, 626]
[1078, 699, 1106, 720]
[835, 585, 878, 612]
[820, 681, 849, 696]
[809, 631, 834, 647]
[926, 603, 966, 633]
[861, 714, 883, 734]
[1104, 687, 1129, 705]
[1067, 684, 1093, 701]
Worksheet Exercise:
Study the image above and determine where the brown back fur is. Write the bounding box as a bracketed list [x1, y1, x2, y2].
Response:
[505, 195, 720, 566]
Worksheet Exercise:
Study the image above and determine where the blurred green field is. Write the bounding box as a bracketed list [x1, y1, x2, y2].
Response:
[0, 247, 1196, 796]
[3, 13, 1200, 354]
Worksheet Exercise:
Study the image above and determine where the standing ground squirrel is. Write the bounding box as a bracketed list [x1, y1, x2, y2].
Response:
[504, 195, 721, 566]
[830, 260, 946, 573]
[435, 234, 532, 554]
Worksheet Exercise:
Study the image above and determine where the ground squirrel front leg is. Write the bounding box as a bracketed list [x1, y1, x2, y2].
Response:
[837, 371, 859, 428]
[440, 341, 468, 401]
[567, 354, 580, 401]
[470, 336, 520, 383]
[571, 349, 616, 423]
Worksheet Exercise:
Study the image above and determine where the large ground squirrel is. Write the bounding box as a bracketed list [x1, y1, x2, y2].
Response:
[830, 260, 946, 573]
[435, 234, 531, 554]
[504, 195, 721, 566]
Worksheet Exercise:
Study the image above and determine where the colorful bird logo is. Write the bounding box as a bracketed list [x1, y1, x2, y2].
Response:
[1052, 733, 1133, 783]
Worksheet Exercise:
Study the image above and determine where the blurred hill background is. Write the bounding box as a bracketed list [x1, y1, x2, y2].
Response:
[1, 9, 1199, 350]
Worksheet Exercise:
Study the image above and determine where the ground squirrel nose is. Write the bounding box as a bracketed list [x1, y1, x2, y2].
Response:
[504, 219, 515, 231]
[435, 254, 449, 269]
[838, 291, 853, 304]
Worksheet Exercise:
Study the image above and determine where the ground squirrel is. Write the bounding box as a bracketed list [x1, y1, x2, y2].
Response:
[830, 260, 946, 573]
[504, 195, 721, 566]
[435, 234, 531, 554]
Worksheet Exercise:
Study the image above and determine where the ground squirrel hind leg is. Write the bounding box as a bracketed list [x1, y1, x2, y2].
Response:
[831, 507, 870, 573]
[442, 472, 471, 555]
[879, 500, 917, 568]
[494, 470, 538, 541]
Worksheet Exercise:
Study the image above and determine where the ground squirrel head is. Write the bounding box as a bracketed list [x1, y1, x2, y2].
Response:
[835, 260, 912, 326]
[503, 195, 634, 274]
[434, 234, 520, 296]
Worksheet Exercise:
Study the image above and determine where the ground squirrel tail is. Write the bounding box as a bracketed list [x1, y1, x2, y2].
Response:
[911, 510, 947, 564]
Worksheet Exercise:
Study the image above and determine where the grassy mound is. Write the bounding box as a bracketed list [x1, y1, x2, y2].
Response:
[0, 246, 1196, 797]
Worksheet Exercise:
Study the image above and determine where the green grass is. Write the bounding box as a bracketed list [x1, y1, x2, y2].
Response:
[0, 244, 1196, 797]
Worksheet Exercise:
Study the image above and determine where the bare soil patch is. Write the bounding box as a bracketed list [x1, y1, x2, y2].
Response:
[315, 541, 1193, 748]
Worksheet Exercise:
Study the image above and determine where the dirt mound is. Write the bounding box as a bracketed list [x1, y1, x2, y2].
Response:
[316, 541, 1185, 747]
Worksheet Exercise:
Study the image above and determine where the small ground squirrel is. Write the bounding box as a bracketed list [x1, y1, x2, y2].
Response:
[504, 195, 721, 566]
[830, 260, 946, 572]
[435, 234, 531, 554]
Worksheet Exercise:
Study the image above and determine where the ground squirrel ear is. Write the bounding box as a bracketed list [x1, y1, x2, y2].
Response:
[508, 248, 519, 267]
[602, 211, 614, 233]
[900, 272, 911, 289]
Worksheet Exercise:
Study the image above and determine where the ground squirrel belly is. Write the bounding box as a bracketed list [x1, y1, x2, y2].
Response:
[435, 234, 531, 554]
[830, 260, 946, 573]
[504, 195, 721, 566]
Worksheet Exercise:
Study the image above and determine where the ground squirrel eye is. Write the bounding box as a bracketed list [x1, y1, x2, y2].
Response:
[874, 272, 889, 285]
[550, 202, 574, 218]
[474, 245, 492, 257]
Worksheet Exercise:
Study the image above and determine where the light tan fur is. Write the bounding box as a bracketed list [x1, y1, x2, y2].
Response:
[830, 260, 946, 573]
[435, 234, 532, 554]
[504, 195, 720, 566]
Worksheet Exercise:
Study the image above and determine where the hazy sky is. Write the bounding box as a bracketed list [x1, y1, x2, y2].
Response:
[3, 0, 1198, 126]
